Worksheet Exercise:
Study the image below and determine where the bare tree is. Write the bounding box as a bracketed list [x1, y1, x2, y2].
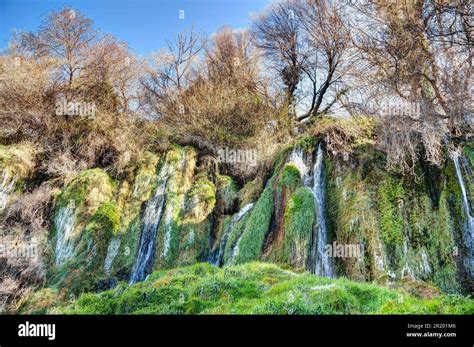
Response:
[352, 0, 473, 172]
[82, 35, 144, 114]
[141, 28, 205, 117]
[252, 0, 303, 117]
[252, 0, 351, 122]
[206, 27, 260, 91]
[21, 8, 97, 87]
[297, 0, 351, 121]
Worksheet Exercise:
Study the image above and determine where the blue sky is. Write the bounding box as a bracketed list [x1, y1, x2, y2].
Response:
[0, 0, 270, 55]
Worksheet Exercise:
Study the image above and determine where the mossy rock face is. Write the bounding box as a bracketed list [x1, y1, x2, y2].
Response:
[326, 151, 465, 293]
[227, 143, 312, 266]
[377, 176, 405, 246]
[216, 175, 238, 214]
[280, 187, 315, 269]
[49, 262, 474, 315]
[209, 214, 231, 256]
[326, 162, 383, 282]
[183, 175, 216, 224]
[154, 146, 198, 269]
[278, 163, 303, 189]
[262, 144, 317, 265]
[176, 174, 216, 266]
[106, 146, 216, 278]
[49, 168, 116, 295]
[464, 141, 474, 168]
[0, 142, 36, 211]
[118, 152, 160, 216]
[223, 210, 252, 264]
[176, 220, 212, 266]
[439, 158, 472, 292]
[239, 175, 264, 208]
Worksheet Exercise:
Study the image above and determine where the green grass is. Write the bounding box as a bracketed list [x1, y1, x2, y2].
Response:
[50, 262, 474, 315]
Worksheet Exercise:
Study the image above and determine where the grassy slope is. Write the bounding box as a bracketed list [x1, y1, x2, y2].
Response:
[46, 262, 474, 315]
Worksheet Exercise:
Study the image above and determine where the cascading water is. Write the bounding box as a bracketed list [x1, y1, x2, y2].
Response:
[104, 237, 121, 275]
[129, 166, 169, 284]
[54, 200, 77, 266]
[310, 144, 334, 277]
[400, 237, 415, 279]
[161, 207, 174, 259]
[420, 249, 431, 276]
[288, 145, 312, 185]
[0, 171, 16, 211]
[209, 203, 254, 266]
[452, 152, 474, 275]
[229, 233, 244, 264]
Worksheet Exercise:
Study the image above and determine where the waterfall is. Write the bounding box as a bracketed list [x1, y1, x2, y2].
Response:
[400, 237, 415, 279]
[129, 166, 169, 284]
[310, 144, 334, 277]
[373, 252, 386, 273]
[54, 200, 77, 266]
[104, 237, 121, 275]
[229, 232, 244, 264]
[0, 171, 16, 211]
[420, 249, 431, 276]
[209, 203, 254, 266]
[161, 208, 174, 259]
[288, 145, 312, 185]
[452, 153, 474, 275]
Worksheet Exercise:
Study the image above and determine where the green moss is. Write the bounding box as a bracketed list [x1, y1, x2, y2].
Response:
[51, 262, 474, 315]
[50, 200, 119, 295]
[55, 168, 115, 218]
[111, 217, 141, 276]
[377, 177, 405, 246]
[239, 175, 264, 208]
[443, 161, 465, 221]
[154, 146, 197, 269]
[216, 174, 238, 213]
[294, 135, 317, 152]
[184, 175, 216, 224]
[106, 152, 161, 277]
[223, 211, 252, 264]
[93, 202, 120, 234]
[172, 174, 216, 265]
[49, 168, 116, 295]
[326, 163, 385, 281]
[278, 163, 302, 189]
[464, 141, 474, 167]
[280, 187, 315, 268]
[233, 184, 275, 264]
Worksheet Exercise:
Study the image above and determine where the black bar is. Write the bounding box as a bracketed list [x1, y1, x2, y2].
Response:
[0, 315, 472, 346]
